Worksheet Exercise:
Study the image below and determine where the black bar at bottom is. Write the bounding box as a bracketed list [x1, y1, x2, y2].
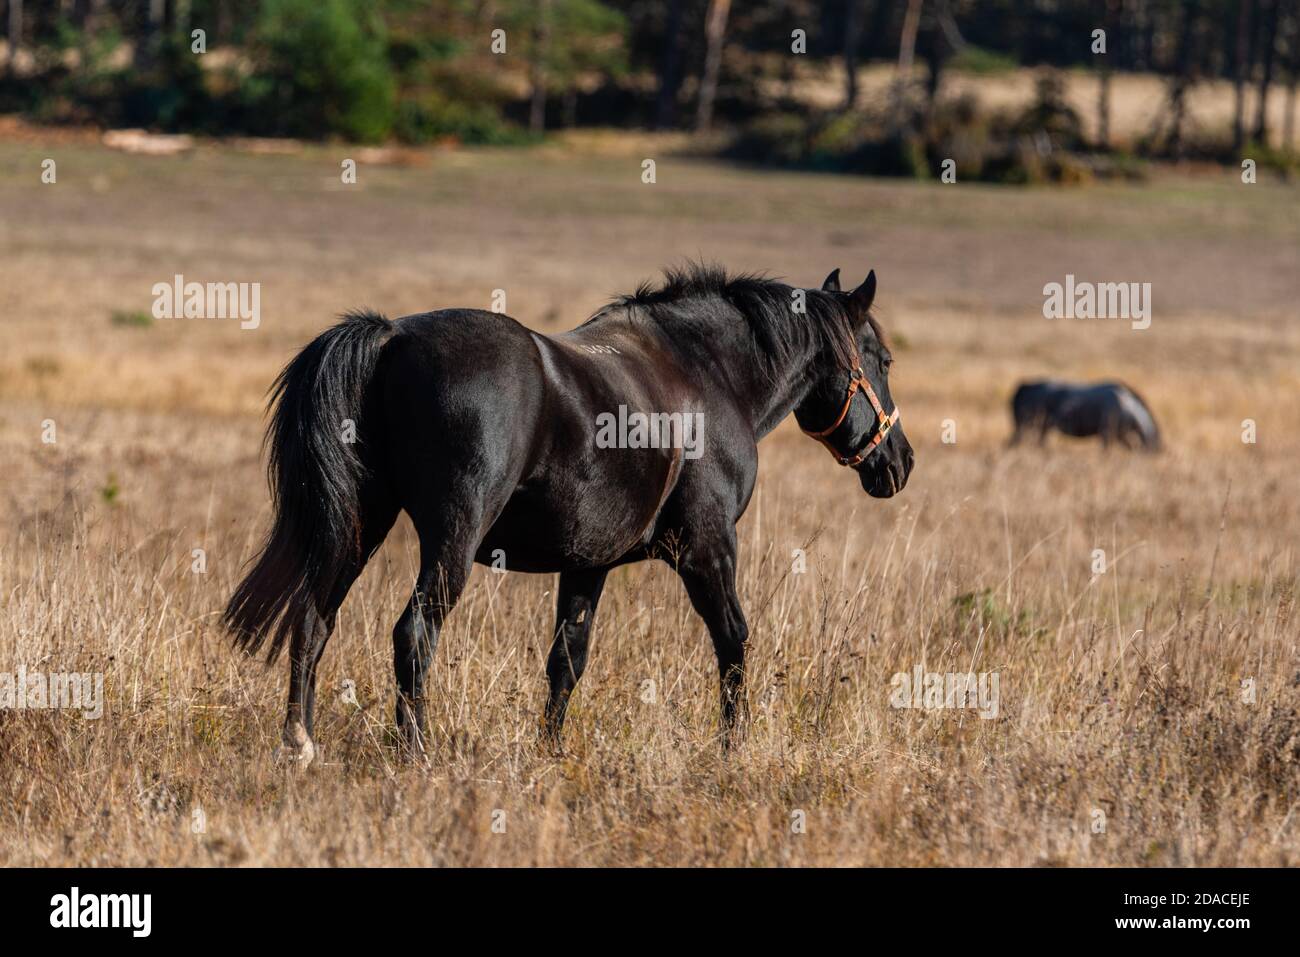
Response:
[0, 866, 1283, 944]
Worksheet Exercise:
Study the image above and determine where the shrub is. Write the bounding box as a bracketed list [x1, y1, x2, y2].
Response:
[726, 112, 812, 167]
[1008, 71, 1087, 152]
[393, 92, 534, 146]
[808, 112, 869, 168]
[728, 112, 930, 179]
[241, 0, 396, 143]
[726, 71, 1145, 186]
[926, 94, 994, 179]
[948, 46, 1019, 75]
[120, 32, 215, 131]
[1243, 139, 1299, 178]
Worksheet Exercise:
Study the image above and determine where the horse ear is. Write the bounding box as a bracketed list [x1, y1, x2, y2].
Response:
[821, 268, 842, 292]
[849, 270, 876, 318]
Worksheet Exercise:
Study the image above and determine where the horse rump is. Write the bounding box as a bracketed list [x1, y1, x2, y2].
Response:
[1114, 382, 1162, 451]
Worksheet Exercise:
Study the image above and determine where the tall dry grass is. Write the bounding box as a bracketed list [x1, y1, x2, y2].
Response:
[0, 136, 1297, 865]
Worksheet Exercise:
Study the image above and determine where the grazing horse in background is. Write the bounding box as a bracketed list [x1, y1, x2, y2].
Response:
[224, 264, 913, 764]
[1010, 380, 1162, 451]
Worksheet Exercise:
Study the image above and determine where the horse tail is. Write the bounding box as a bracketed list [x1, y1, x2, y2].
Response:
[1116, 381, 1162, 451]
[224, 310, 395, 661]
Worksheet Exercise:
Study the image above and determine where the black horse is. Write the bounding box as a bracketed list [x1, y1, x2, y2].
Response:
[1010, 380, 1161, 451]
[224, 264, 913, 764]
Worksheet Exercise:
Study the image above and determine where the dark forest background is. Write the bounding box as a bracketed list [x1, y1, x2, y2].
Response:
[2, 1, 1298, 180]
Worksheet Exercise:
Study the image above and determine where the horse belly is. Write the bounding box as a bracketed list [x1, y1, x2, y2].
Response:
[1053, 399, 1106, 437]
[474, 479, 652, 573]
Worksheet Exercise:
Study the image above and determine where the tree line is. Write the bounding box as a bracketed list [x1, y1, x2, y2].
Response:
[2, 0, 1296, 154]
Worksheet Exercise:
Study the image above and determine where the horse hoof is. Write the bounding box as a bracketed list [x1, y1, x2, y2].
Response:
[540, 730, 565, 758]
[276, 723, 316, 769]
[397, 737, 427, 764]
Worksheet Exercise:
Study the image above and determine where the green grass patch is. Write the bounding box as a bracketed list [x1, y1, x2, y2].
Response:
[110, 310, 154, 328]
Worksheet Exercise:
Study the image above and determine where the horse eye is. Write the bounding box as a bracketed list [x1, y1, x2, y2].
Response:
[882, 356, 893, 370]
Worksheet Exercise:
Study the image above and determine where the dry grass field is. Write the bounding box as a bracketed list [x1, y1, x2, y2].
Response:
[1, 131, 1298, 866]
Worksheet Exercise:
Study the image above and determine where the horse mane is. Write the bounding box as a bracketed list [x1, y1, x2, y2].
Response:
[609, 262, 874, 375]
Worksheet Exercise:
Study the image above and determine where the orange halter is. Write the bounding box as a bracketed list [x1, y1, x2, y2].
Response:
[801, 356, 901, 468]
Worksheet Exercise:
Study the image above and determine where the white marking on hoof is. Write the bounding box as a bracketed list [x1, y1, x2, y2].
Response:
[276, 721, 316, 769]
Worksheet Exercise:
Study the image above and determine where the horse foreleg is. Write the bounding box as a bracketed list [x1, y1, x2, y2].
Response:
[1036, 417, 1051, 446]
[676, 533, 749, 746]
[543, 567, 610, 750]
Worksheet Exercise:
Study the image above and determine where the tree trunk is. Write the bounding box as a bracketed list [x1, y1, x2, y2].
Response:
[134, 0, 165, 69]
[1285, 74, 1297, 152]
[1253, 0, 1282, 143]
[528, 70, 547, 133]
[898, 0, 923, 78]
[1153, 0, 1200, 158]
[1097, 0, 1119, 149]
[1285, 5, 1299, 151]
[8, 0, 22, 70]
[1097, 70, 1111, 149]
[695, 0, 731, 133]
[655, 0, 686, 129]
[892, 0, 924, 128]
[1233, 0, 1254, 150]
[1138, 0, 1154, 70]
[529, 0, 552, 134]
[842, 0, 862, 110]
[924, 0, 964, 117]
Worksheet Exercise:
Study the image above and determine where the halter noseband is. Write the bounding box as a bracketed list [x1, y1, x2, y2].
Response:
[800, 353, 901, 468]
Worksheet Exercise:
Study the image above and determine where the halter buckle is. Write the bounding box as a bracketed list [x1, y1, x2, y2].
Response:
[801, 362, 900, 469]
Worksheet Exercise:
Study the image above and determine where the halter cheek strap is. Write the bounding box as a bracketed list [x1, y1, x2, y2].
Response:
[801, 362, 901, 468]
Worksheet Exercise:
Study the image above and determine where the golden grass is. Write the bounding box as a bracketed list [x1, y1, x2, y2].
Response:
[0, 137, 1297, 865]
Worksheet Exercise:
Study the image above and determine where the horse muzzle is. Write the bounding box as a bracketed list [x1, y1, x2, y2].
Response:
[857, 432, 913, 498]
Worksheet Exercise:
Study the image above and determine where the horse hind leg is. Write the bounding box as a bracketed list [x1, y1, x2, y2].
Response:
[279, 576, 358, 768]
[279, 598, 339, 769]
[280, 495, 397, 768]
[391, 512, 482, 759]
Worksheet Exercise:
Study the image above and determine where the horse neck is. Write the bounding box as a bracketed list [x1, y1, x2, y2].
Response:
[750, 350, 818, 439]
[668, 308, 819, 441]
